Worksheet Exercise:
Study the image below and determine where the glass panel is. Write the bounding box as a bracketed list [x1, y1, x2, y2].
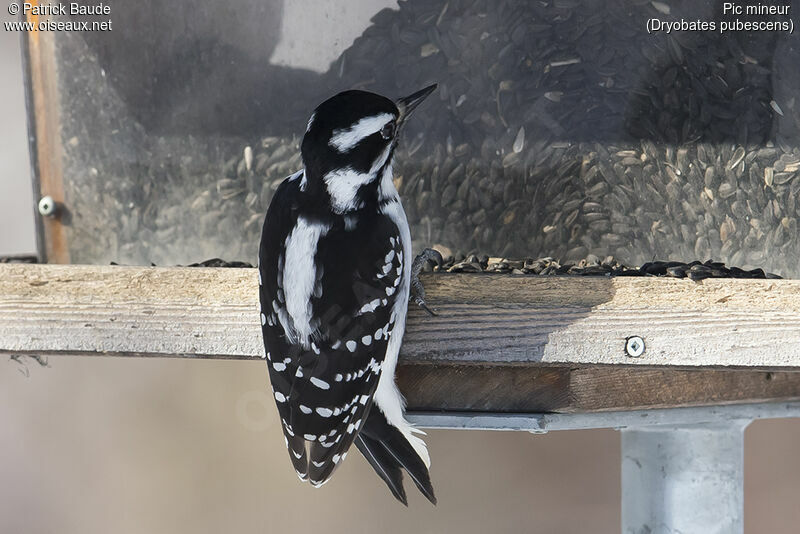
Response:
[48, 0, 800, 276]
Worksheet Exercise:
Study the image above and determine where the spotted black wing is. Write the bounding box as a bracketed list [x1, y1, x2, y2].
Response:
[259, 174, 404, 485]
[259, 174, 310, 476]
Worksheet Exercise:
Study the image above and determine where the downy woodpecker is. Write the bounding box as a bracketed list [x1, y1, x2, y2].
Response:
[258, 85, 438, 505]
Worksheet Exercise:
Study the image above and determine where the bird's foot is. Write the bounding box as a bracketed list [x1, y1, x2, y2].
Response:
[410, 248, 443, 316]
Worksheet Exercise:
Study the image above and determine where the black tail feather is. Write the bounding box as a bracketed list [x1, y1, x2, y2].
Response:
[379, 430, 437, 505]
[357, 409, 437, 505]
[286, 434, 309, 480]
[306, 442, 340, 486]
[354, 434, 408, 506]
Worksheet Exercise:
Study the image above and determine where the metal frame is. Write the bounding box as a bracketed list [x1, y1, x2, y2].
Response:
[410, 402, 800, 534]
[408, 401, 800, 432]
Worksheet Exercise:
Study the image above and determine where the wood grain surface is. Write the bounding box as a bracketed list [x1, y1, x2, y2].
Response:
[2, 264, 800, 411]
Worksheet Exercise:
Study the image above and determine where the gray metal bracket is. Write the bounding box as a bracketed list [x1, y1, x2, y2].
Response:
[409, 402, 800, 534]
[408, 401, 800, 432]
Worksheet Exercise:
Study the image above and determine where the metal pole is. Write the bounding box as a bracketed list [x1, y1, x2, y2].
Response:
[621, 422, 750, 534]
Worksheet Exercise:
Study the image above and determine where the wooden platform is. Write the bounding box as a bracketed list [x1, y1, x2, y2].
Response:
[2, 264, 799, 413]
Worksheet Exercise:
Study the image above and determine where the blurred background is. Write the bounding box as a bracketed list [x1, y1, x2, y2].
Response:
[2, 2, 800, 533]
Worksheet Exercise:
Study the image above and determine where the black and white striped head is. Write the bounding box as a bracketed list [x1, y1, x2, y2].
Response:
[300, 85, 436, 214]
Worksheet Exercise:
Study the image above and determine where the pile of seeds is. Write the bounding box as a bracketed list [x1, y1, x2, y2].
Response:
[184, 258, 253, 268]
[330, 0, 800, 277]
[0, 255, 38, 264]
[123, 254, 781, 280]
[438, 254, 779, 279]
[51, 0, 800, 279]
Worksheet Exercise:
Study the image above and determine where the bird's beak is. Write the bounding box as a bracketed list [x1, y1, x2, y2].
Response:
[396, 84, 437, 126]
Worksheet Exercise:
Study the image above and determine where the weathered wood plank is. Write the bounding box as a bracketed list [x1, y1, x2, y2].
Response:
[0, 265, 260, 358]
[3, 264, 800, 411]
[404, 274, 800, 368]
[2, 264, 800, 369]
[24, 30, 69, 263]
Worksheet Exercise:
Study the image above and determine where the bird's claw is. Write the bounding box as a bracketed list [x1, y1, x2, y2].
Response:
[412, 294, 437, 316]
[410, 248, 443, 316]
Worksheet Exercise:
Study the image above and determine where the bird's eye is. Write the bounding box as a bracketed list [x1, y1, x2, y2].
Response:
[380, 121, 396, 140]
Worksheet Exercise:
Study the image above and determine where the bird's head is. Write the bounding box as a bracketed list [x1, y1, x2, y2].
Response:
[300, 85, 436, 214]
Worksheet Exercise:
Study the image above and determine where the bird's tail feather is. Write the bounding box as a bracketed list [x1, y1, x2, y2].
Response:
[285, 433, 309, 481]
[356, 408, 436, 505]
[354, 433, 408, 506]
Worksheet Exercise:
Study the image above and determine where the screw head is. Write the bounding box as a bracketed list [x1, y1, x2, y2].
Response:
[625, 336, 645, 357]
[38, 196, 56, 217]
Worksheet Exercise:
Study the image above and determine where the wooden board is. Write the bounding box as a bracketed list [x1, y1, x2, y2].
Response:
[23, 26, 68, 263]
[2, 264, 800, 412]
[3, 264, 800, 367]
[397, 364, 800, 413]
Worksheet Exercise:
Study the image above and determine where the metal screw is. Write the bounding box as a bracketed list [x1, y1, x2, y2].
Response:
[38, 196, 57, 217]
[625, 336, 645, 357]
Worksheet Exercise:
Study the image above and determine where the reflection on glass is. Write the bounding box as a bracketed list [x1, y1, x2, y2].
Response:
[49, 0, 799, 277]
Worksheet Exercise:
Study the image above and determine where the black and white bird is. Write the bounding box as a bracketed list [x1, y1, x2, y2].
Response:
[258, 85, 439, 505]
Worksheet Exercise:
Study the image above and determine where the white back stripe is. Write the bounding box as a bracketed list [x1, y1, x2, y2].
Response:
[283, 216, 329, 347]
